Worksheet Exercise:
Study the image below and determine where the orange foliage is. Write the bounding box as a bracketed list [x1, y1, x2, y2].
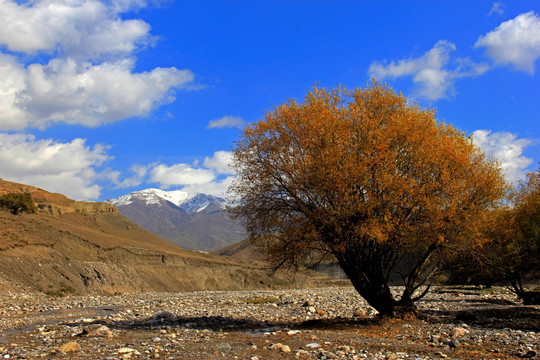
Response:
[480, 167, 540, 302]
[229, 82, 506, 314]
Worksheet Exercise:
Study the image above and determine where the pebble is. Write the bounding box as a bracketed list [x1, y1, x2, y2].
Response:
[281, 345, 291, 352]
[0, 286, 536, 360]
[449, 327, 467, 338]
[59, 341, 81, 353]
[217, 342, 232, 351]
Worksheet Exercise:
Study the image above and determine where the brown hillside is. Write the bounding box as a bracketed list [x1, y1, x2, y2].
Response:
[0, 178, 331, 295]
[211, 238, 265, 260]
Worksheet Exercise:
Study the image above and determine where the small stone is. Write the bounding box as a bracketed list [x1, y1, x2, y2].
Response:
[93, 325, 113, 338]
[353, 309, 366, 317]
[450, 327, 467, 338]
[59, 342, 81, 353]
[302, 301, 314, 307]
[431, 335, 441, 343]
[281, 345, 291, 353]
[448, 338, 460, 348]
[269, 343, 283, 350]
[217, 342, 231, 351]
[287, 330, 301, 335]
[316, 309, 326, 316]
[366, 308, 378, 316]
[307, 306, 316, 313]
[151, 311, 175, 322]
[117, 348, 137, 354]
[305, 342, 321, 349]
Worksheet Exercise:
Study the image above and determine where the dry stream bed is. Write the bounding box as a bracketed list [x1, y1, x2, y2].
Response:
[0, 286, 539, 359]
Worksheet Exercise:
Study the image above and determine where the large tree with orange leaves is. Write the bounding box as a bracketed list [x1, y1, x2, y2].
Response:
[229, 82, 506, 316]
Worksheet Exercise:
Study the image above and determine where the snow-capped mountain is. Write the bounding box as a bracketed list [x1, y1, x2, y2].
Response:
[106, 189, 242, 251]
[108, 188, 226, 214]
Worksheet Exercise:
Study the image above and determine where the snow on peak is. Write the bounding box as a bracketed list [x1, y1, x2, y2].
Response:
[179, 193, 226, 214]
[107, 188, 226, 214]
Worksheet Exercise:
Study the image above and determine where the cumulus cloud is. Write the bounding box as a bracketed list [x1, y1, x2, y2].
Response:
[0, 53, 27, 129]
[0, 133, 111, 200]
[472, 130, 534, 183]
[181, 176, 235, 197]
[0, 57, 194, 130]
[0, 0, 152, 59]
[100, 163, 151, 189]
[203, 151, 234, 175]
[149, 163, 216, 188]
[475, 12, 540, 73]
[0, 0, 195, 131]
[143, 151, 235, 196]
[369, 40, 488, 101]
[207, 116, 245, 129]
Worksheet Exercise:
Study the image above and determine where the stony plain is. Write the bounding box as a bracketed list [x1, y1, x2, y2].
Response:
[1, 286, 539, 359]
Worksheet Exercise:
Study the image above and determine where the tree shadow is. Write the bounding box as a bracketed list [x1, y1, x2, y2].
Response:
[424, 305, 540, 331]
[61, 301, 540, 333]
[64, 313, 287, 333]
[63, 312, 384, 334]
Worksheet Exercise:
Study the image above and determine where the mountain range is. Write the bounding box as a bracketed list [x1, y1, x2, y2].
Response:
[107, 189, 245, 251]
[0, 178, 332, 295]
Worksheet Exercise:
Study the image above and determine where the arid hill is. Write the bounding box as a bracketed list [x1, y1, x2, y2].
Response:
[211, 239, 264, 260]
[0, 178, 331, 295]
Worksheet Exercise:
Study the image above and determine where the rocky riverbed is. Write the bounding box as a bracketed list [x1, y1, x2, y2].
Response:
[0, 286, 539, 359]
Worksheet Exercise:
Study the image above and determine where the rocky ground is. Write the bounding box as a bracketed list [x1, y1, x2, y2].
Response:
[0, 286, 539, 359]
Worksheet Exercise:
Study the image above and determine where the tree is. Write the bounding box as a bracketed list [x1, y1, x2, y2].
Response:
[0, 192, 37, 215]
[229, 82, 506, 316]
[480, 167, 540, 304]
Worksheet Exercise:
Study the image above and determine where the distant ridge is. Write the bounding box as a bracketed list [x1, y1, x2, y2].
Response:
[0, 178, 332, 295]
[107, 188, 244, 251]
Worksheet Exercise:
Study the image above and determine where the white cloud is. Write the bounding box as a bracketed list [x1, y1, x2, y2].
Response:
[488, 2, 505, 16]
[0, 0, 196, 131]
[0, 56, 194, 130]
[472, 130, 534, 183]
[0, 53, 27, 129]
[0, 133, 111, 200]
[207, 116, 245, 129]
[369, 41, 488, 101]
[0, 0, 152, 59]
[145, 151, 236, 196]
[181, 176, 235, 197]
[475, 11, 540, 73]
[203, 151, 234, 175]
[149, 163, 216, 188]
[100, 163, 150, 189]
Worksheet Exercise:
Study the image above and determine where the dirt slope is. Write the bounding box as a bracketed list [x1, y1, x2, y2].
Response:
[0, 178, 331, 295]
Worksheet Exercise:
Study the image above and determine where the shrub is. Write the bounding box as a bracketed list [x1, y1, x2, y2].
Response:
[0, 192, 37, 215]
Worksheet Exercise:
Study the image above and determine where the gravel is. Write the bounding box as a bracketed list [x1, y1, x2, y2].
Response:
[0, 286, 538, 359]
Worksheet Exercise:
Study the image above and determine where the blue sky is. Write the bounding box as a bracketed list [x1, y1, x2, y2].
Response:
[0, 0, 538, 201]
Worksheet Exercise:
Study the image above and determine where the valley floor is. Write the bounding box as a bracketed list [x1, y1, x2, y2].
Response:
[0, 286, 539, 359]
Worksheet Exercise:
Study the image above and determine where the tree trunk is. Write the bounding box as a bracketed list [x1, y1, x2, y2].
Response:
[341, 260, 397, 315]
[334, 239, 420, 317]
